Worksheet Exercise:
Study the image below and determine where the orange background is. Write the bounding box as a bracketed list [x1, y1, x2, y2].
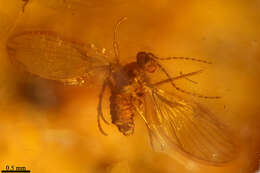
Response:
[0, 0, 259, 172]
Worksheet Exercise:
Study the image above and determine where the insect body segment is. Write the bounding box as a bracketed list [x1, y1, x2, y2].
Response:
[110, 89, 136, 136]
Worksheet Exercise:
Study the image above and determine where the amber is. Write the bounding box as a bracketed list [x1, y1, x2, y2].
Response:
[0, 0, 259, 173]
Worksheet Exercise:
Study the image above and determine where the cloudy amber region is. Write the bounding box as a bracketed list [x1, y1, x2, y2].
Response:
[0, 0, 260, 172]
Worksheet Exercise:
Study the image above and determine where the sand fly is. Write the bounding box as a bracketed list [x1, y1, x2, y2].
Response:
[6, 17, 237, 165]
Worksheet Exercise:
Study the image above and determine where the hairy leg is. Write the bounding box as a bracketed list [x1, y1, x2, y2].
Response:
[97, 79, 110, 136]
[152, 69, 203, 86]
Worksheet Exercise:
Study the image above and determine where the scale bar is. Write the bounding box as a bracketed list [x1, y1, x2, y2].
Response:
[2, 171, 30, 173]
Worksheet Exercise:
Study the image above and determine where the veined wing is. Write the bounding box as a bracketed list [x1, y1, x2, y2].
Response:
[143, 87, 237, 165]
[6, 31, 110, 85]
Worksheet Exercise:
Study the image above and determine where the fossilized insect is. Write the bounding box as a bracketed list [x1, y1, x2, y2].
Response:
[6, 17, 237, 165]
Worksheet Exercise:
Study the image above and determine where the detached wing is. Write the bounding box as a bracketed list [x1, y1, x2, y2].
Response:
[143, 87, 237, 165]
[6, 31, 110, 85]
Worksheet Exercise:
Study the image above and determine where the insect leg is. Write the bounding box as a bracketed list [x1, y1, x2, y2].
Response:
[98, 79, 110, 125]
[22, 0, 29, 12]
[180, 71, 198, 84]
[134, 104, 150, 128]
[154, 61, 220, 99]
[133, 101, 163, 150]
[113, 17, 127, 64]
[152, 69, 204, 86]
[97, 79, 110, 136]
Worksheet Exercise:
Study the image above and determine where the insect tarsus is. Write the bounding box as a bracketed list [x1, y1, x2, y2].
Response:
[22, 0, 29, 12]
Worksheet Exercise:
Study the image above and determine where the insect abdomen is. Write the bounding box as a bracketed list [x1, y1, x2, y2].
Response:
[110, 91, 135, 136]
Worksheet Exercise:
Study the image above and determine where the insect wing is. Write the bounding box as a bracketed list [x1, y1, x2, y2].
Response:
[143, 88, 237, 165]
[6, 31, 110, 85]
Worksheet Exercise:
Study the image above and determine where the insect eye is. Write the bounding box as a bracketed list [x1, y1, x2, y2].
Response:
[136, 51, 150, 67]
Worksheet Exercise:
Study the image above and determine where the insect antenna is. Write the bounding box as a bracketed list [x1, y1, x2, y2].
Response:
[151, 54, 212, 64]
[113, 17, 127, 64]
[153, 60, 221, 99]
